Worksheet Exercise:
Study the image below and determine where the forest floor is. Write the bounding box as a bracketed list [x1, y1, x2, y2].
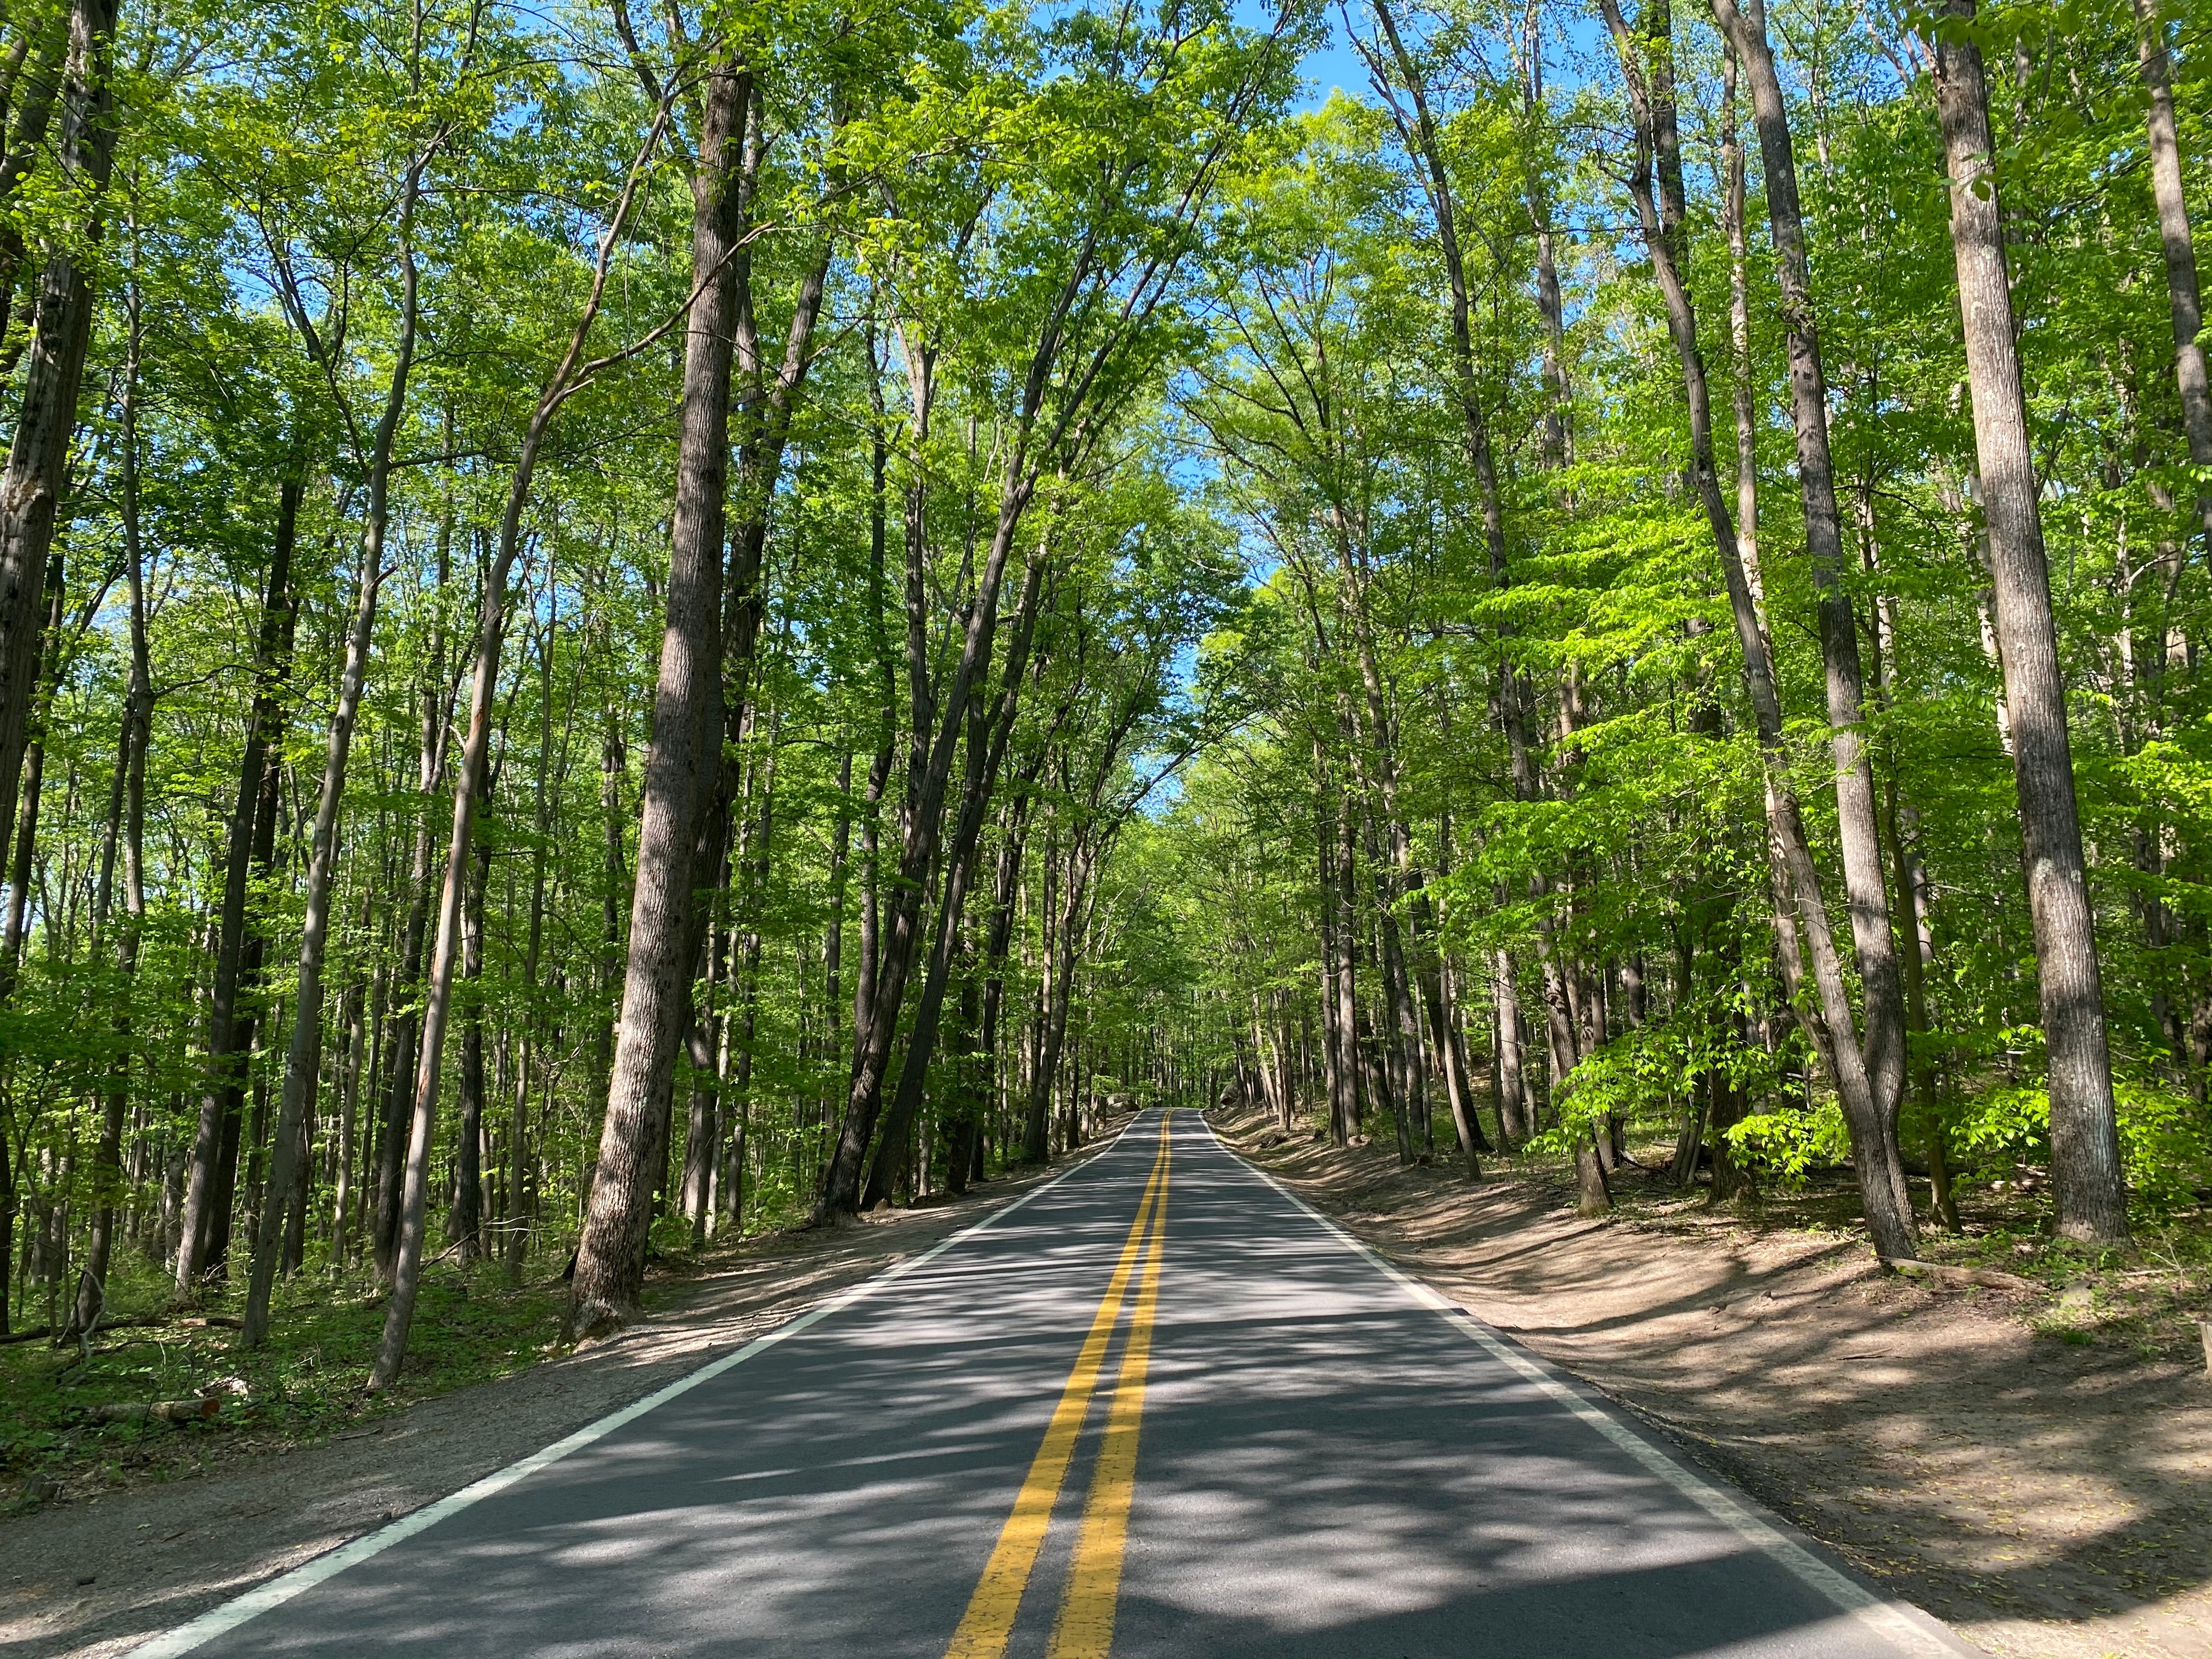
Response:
[0, 1148, 1106, 1659]
[1210, 1104, 2212, 1659]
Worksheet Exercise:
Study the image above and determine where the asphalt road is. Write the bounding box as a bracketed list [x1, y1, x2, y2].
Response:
[136, 1109, 1974, 1658]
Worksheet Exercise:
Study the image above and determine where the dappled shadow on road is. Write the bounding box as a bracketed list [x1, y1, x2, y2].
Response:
[1113, 1149, 1912, 1659]
[0, 1147, 1111, 1659]
[1217, 1109, 2212, 1659]
[178, 1125, 1184, 1658]
[178, 1111, 1959, 1659]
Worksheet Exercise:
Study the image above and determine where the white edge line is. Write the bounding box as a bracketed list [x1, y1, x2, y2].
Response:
[127, 1136, 1129, 1659]
[1200, 1115, 1974, 1659]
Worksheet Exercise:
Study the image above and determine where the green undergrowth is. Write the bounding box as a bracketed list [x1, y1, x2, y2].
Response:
[1, 1255, 576, 1511]
[0, 1204, 904, 1514]
[1, 1177, 1061, 1515]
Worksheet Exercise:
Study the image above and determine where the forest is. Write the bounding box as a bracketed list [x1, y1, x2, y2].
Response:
[0, 0, 2207, 1403]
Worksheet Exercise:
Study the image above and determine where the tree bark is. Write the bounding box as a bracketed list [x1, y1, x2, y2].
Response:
[377, 94, 667, 1380]
[862, 555, 1047, 1209]
[1933, 1, 2128, 1245]
[0, 0, 116, 883]
[0, 8, 67, 357]
[374, 582, 449, 1280]
[1600, 0, 1918, 1258]
[1025, 837, 1103, 1164]
[176, 483, 298, 1290]
[331, 970, 365, 1267]
[567, 61, 748, 1338]
[1334, 775, 1363, 1132]
[450, 837, 490, 1259]
[1314, 742, 1355, 1146]
[68, 295, 150, 1341]
[506, 614, 556, 1281]
[1720, 39, 1767, 628]
[977, 794, 1030, 1140]
[245, 148, 421, 1334]
[2135, 0, 2212, 552]
[372, 540, 511, 1386]
[1493, 946, 1528, 1146]
[0, 554, 58, 1001]
[819, 425, 1053, 1211]
[1709, 0, 1912, 1193]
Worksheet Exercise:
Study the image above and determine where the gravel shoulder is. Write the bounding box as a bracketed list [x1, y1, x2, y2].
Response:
[0, 1154, 1094, 1659]
[1210, 1107, 2212, 1659]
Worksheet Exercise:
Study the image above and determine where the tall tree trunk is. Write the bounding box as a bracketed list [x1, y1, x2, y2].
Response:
[719, 701, 781, 1234]
[591, 690, 627, 1172]
[1, 1130, 12, 1335]
[1374, 843, 1425, 1165]
[1493, 946, 1528, 1147]
[679, 866, 728, 1238]
[1314, 744, 1353, 1147]
[375, 608, 449, 1281]
[567, 62, 748, 1338]
[819, 433, 1057, 1212]
[68, 292, 151, 1341]
[1600, 0, 1918, 1259]
[373, 545, 510, 1386]
[1436, 956, 1488, 1161]
[1022, 836, 1064, 1163]
[212, 679, 291, 1276]
[817, 748, 852, 1182]
[580, 78, 829, 1299]
[844, 313, 897, 1149]
[1934, 2, 2129, 1245]
[861, 557, 1046, 1209]
[450, 837, 490, 1259]
[505, 595, 559, 1281]
[176, 483, 298, 1290]
[976, 793, 1030, 1141]
[0, 8, 67, 357]
[0, 554, 58, 1001]
[2135, 0, 2212, 552]
[1721, 39, 1766, 624]
[943, 932, 982, 1195]
[0, 0, 116, 884]
[1334, 778, 1363, 1131]
[1025, 839, 1099, 1165]
[377, 98, 664, 1379]
[1710, 0, 1912, 1206]
[725, 912, 764, 1235]
[245, 150, 420, 1334]
[331, 971, 365, 1268]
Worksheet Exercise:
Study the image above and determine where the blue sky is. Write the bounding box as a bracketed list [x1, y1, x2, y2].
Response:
[1298, 17, 1373, 109]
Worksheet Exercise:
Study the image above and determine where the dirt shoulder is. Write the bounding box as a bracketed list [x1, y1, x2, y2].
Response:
[0, 1152, 1097, 1659]
[1210, 1107, 2212, 1659]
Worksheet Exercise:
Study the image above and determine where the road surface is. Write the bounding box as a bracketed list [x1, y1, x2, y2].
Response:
[135, 1109, 1972, 1658]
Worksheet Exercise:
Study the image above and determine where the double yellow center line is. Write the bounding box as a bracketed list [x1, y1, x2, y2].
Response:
[945, 1116, 1172, 1659]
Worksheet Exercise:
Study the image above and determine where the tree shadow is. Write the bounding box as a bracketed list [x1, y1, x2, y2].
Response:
[74, 1115, 1989, 1659]
[1224, 1110, 2212, 1659]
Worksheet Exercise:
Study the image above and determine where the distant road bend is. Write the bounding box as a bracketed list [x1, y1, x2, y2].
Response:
[134, 1110, 1976, 1658]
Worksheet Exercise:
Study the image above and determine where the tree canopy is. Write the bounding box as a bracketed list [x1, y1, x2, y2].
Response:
[0, 0, 2207, 1376]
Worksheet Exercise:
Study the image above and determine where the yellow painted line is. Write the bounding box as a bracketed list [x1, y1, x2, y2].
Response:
[1047, 1123, 1169, 1659]
[944, 1121, 1172, 1659]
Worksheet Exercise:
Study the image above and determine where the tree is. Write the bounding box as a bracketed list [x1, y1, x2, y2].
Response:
[1932, 0, 2128, 1246]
